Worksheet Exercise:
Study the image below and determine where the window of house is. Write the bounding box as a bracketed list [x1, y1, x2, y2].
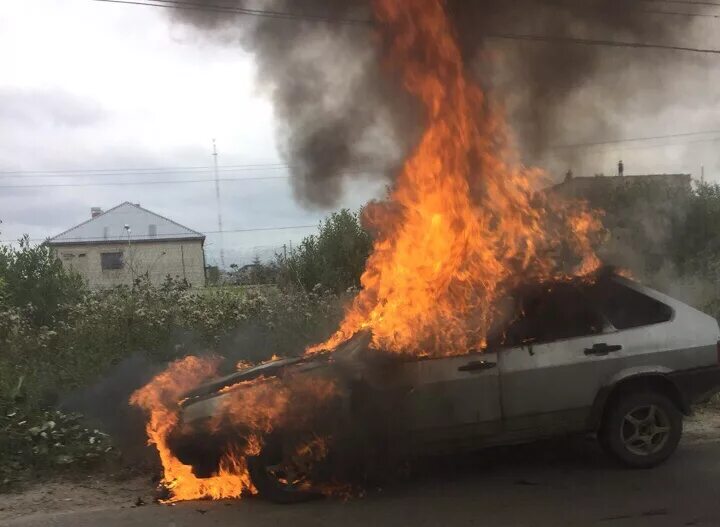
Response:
[588, 281, 672, 330]
[100, 252, 124, 270]
[78, 253, 86, 258]
[103, 226, 109, 239]
[495, 282, 605, 348]
[62, 252, 75, 260]
[148, 224, 157, 236]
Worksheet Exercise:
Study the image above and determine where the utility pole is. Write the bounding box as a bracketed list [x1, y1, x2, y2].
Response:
[212, 139, 225, 269]
[124, 224, 134, 282]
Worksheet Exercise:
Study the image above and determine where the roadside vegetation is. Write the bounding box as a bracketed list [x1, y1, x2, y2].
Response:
[0, 222, 358, 488]
[276, 209, 372, 293]
[587, 178, 720, 320]
[2, 182, 720, 488]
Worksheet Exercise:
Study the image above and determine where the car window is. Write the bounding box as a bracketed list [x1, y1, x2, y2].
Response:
[588, 280, 672, 330]
[494, 282, 605, 348]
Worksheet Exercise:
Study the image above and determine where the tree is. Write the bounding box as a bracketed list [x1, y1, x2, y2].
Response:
[0, 237, 85, 326]
[278, 209, 372, 293]
[569, 177, 692, 275]
[671, 180, 720, 274]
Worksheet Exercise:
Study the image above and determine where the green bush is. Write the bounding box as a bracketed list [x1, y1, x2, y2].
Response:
[0, 236, 85, 326]
[671, 182, 720, 272]
[0, 230, 346, 485]
[0, 271, 345, 486]
[0, 276, 344, 408]
[278, 209, 372, 293]
[0, 404, 115, 488]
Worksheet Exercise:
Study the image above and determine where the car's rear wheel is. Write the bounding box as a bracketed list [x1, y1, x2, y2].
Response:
[247, 437, 323, 504]
[599, 390, 682, 468]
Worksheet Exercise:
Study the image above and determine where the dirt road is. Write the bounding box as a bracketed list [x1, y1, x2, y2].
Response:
[3, 411, 719, 527]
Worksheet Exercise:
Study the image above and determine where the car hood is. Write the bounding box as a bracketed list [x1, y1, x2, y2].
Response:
[180, 331, 375, 405]
[181, 356, 309, 402]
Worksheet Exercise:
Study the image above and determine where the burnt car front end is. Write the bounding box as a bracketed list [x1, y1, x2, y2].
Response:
[167, 333, 377, 481]
[168, 356, 336, 477]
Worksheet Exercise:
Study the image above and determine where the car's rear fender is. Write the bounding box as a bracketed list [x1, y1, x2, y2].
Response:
[588, 368, 689, 431]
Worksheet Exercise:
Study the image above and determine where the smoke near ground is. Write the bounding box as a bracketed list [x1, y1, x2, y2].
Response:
[167, 0, 699, 206]
[61, 355, 164, 467]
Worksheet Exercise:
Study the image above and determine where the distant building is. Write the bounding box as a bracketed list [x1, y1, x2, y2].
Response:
[47, 202, 206, 288]
[550, 172, 692, 199]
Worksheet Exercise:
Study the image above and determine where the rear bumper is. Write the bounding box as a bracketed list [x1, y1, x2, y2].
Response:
[669, 365, 720, 407]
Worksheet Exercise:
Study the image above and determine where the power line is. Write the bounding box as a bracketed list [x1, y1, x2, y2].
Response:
[485, 32, 720, 54]
[0, 166, 378, 188]
[527, 0, 720, 19]
[0, 164, 290, 178]
[217, 225, 318, 234]
[548, 0, 720, 18]
[642, 8, 720, 18]
[551, 129, 720, 149]
[642, 0, 720, 7]
[88, 0, 720, 55]
[89, 0, 372, 24]
[0, 162, 287, 176]
[0, 168, 291, 180]
[0, 175, 291, 189]
[0, 164, 382, 180]
[2, 129, 719, 186]
[0, 224, 320, 244]
[546, 136, 720, 160]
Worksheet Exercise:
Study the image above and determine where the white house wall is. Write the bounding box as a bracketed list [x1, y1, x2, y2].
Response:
[55, 240, 206, 288]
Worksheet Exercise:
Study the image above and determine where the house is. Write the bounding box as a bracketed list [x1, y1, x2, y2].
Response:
[47, 202, 206, 288]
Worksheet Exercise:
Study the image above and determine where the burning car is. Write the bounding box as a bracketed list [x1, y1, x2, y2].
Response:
[167, 270, 720, 503]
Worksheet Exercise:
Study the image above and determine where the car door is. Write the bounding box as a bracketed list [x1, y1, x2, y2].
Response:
[394, 351, 502, 452]
[497, 281, 623, 437]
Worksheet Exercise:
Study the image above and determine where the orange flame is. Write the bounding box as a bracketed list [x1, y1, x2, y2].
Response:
[308, 0, 601, 356]
[133, 0, 604, 502]
[129, 356, 256, 501]
[130, 356, 339, 502]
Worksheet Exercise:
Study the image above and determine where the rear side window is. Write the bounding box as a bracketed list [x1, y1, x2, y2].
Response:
[590, 281, 672, 330]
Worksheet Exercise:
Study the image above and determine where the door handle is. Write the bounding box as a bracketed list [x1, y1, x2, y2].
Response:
[584, 343, 623, 356]
[458, 360, 497, 372]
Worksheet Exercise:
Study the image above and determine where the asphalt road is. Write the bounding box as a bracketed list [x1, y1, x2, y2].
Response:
[5, 438, 720, 527]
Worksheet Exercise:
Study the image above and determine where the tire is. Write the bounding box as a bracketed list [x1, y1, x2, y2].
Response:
[599, 390, 683, 468]
[247, 438, 323, 504]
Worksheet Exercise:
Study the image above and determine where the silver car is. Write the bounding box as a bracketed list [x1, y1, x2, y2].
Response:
[170, 271, 720, 503]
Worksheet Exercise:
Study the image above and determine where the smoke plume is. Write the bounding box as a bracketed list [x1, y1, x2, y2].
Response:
[169, 0, 697, 205]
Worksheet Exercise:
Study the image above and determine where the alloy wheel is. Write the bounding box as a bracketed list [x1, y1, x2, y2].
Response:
[621, 404, 671, 456]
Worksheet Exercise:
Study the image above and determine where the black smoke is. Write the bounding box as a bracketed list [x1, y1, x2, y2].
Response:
[168, 0, 697, 205]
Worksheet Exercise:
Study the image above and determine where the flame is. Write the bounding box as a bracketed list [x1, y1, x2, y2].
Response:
[129, 356, 256, 501]
[308, 0, 601, 356]
[131, 356, 339, 502]
[133, 0, 604, 503]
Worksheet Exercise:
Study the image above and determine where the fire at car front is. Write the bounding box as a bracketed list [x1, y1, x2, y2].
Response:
[167, 353, 348, 479]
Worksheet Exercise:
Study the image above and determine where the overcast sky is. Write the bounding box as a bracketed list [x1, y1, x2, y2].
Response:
[2, 0, 720, 266]
[0, 0, 384, 266]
